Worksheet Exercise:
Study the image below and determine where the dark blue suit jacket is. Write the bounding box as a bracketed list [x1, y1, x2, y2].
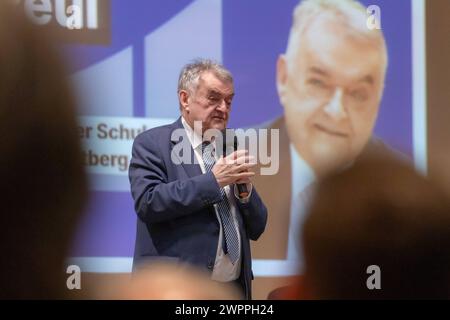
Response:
[128, 117, 268, 299]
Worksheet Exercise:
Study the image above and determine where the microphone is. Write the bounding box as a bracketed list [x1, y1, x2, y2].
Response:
[231, 135, 249, 199]
[222, 130, 249, 198]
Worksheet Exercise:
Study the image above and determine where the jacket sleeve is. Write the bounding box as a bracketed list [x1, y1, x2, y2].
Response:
[128, 133, 222, 224]
[236, 188, 268, 241]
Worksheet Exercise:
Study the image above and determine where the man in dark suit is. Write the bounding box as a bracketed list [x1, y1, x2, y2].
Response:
[129, 59, 267, 300]
[251, 0, 389, 272]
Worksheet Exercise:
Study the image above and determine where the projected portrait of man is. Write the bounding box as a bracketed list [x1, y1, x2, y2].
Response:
[252, 0, 389, 262]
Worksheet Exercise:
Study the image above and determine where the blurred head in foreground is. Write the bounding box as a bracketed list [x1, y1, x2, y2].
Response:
[0, 3, 86, 298]
[95, 262, 243, 300]
[302, 154, 450, 299]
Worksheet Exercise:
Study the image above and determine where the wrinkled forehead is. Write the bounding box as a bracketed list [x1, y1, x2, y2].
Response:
[288, 14, 387, 82]
[197, 71, 234, 94]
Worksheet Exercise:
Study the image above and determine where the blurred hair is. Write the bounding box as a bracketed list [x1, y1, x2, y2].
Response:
[93, 262, 243, 300]
[178, 58, 233, 109]
[289, 0, 384, 43]
[303, 154, 450, 299]
[0, 3, 87, 298]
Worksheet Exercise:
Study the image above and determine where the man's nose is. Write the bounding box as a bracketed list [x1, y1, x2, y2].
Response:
[323, 88, 348, 120]
[216, 99, 229, 113]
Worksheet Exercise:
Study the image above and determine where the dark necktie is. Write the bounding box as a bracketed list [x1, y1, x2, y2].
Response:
[201, 141, 240, 264]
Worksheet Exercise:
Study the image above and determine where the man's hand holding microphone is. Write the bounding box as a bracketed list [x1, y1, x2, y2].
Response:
[211, 150, 256, 198]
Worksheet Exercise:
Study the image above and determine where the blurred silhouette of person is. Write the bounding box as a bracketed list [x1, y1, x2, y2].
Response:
[0, 3, 87, 299]
[302, 153, 450, 299]
[94, 261, 243, 300]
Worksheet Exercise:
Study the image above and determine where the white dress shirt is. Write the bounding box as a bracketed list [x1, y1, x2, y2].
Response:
[286, 144, 316, 272]
[181, 117, 252, 281]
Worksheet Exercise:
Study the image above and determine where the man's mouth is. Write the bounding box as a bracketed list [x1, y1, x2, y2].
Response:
[314, 124, 349, 138]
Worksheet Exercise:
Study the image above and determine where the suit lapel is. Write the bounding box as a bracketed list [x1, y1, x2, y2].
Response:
[170, 117, 203, 178]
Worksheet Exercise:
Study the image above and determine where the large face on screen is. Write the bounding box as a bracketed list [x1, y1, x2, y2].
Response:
[182, 71, 234, 133]
[277, 17, 386, 175]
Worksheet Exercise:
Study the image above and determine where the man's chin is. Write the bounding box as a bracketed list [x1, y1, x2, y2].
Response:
[210, 120, 227, 130]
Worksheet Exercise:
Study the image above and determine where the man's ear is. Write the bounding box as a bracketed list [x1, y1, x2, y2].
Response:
[179, 90, 190, 112]
[276, 54, 288, 107]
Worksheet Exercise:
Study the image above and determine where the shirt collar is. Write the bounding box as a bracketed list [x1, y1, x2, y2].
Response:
[181, 116, 204, 150]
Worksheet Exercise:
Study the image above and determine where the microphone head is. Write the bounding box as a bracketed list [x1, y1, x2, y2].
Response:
[222, 128, 237, 156]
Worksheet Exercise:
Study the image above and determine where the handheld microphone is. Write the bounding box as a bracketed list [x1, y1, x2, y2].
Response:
[222, 130, 249, 198]
[233, 136, 249, 199]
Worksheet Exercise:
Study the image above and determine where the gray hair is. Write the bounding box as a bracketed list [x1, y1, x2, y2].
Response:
[287, 0, 387, 64]
[177, 58, 233, 95]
